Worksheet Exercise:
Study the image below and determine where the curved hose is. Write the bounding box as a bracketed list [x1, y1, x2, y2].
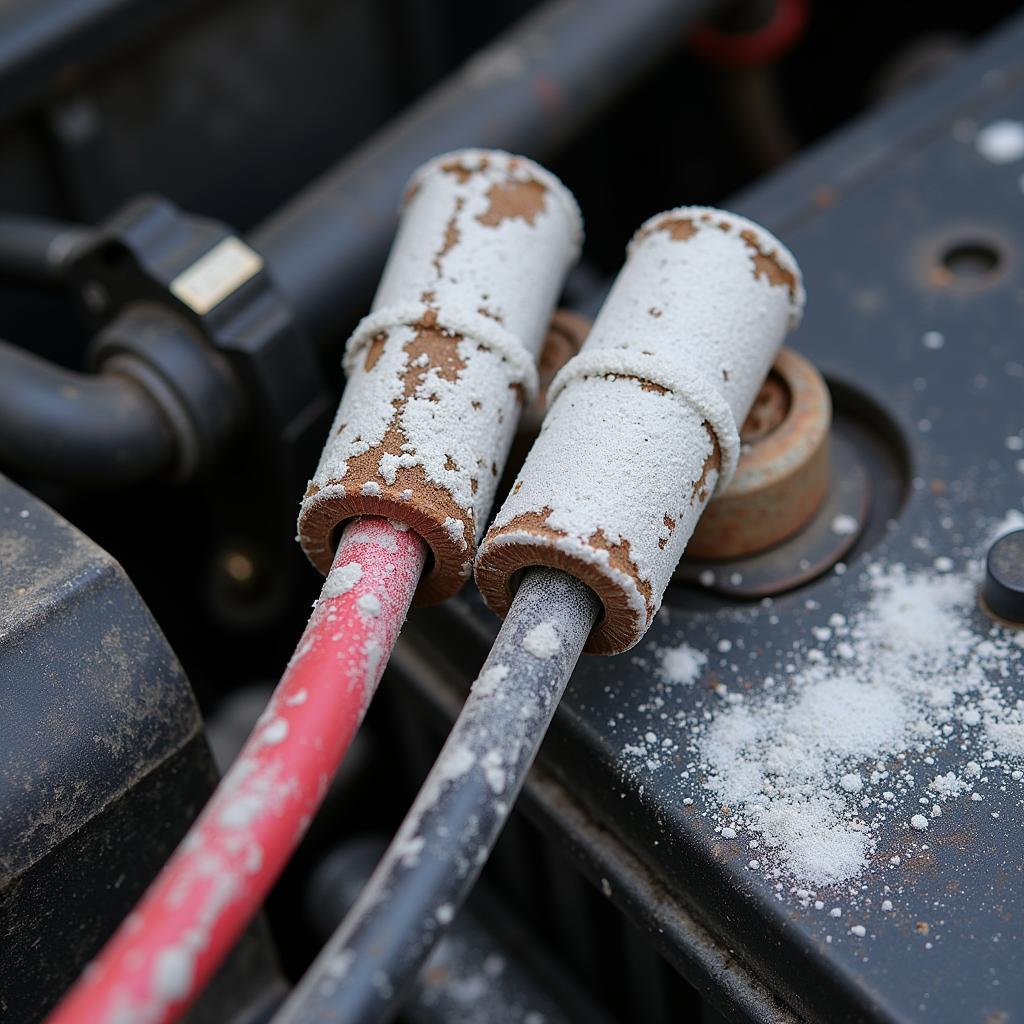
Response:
[0, 214, 87, 284]
[0, 340, 175, 485]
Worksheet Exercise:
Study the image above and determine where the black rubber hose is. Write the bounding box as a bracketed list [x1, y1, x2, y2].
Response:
[274, 567, 600, 1024]
[0, 213, 87, 284]
[253, 0, 715, 348]
[0, 340, 175, 485]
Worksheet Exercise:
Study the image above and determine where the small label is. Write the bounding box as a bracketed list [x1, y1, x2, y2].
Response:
[170, 237, 263, 315]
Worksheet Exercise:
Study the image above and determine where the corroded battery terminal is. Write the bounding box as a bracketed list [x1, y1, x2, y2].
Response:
[476, 206, 804, 653]
[298, 149, 582, 602]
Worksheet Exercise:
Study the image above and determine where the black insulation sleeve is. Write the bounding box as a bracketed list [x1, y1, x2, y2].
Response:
[0, 213, 87, 284]
[275, 567, 600, 1024]
[0, 340, 175, 485]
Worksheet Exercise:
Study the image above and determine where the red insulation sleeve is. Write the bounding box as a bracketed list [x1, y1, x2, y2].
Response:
[47, 516, 427, 1024]
[690, 0, 809, 69]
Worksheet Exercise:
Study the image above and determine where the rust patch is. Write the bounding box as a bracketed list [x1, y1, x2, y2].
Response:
[600, 372, 670, 396]
[664, 514, 676, 531]
[433, 196, 465, 277]
[494, 507, 653, 616]
[699, 211, 733, 233]
[509, 381, 526, 405]
[648, 306, 662, 318]
[476, 179, 547, 228]
[327, 320, 476, 545]
[439, 158, 474, 183]
[478, 306, 504, 323]
[444, 455, 458, 472]
[691, 423, 721, 505]
[305, 482, 320, 498]
[403, 309, 464, 389]
[739, 228, 798, 300]
[651, 216, 697, 242]
[363, 330, 387, 372]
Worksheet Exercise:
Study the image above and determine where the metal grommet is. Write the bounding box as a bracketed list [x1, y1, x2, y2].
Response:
[686, 347, 831, 560]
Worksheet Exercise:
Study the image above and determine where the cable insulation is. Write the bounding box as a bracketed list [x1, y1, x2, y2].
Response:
[47, 516, 426, 1024]
[273, 567, 599, 1024]
[0, 338, 176, 486]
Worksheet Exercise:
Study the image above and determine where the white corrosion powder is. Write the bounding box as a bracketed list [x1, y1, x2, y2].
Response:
[522, 621, 560, 659]
[975, 119, 1024, 164]
[357, 593, 382, 618]
[658, 643, 707, 686]
[619, 540, 1024, 892]
[831, 514, 859, 536]
[473, 664, 509, 697]
[152, 948, 194, 1001]
[258, 717, 289, 747]
[839, 773, 862, 793]
[322, 562, 363, 599]
[444, 517, 468, 551]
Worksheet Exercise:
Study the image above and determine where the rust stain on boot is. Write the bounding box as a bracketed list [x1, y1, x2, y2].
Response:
[739, 228, 798, 299]
[363, 330, 388, 372]
[477, 179, 547, 228]
[691, 423, 721, 505]
[433, 197, 465, 277]
[490, 508, 653, 618]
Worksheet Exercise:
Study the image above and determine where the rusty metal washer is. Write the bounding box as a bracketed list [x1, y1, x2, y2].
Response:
[686, 347, 831, 560]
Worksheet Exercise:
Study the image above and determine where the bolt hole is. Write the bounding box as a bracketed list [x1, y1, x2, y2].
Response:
[940, 240, 1002, 281]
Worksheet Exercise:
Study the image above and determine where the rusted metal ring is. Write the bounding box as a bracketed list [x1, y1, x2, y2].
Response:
[497, 308, 591, 509]
[517, 308, 591, 438]
[686, 346, 831, 560]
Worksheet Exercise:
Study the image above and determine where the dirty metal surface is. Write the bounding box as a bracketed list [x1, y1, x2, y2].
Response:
[389, 628, 799, 1024]
[401, 12, 1024, 1024]
[0, 475, 282, 1023]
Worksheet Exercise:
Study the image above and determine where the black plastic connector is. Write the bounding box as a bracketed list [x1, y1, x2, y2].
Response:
[66, 195, 331, 481]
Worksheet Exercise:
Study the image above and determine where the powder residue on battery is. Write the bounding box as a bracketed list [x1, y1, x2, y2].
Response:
[657, 642, 707, 685]
[618, 525, 1024, 904]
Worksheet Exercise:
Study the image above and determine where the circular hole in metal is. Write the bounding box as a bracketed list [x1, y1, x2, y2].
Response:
[940, 240, 1001, 282]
